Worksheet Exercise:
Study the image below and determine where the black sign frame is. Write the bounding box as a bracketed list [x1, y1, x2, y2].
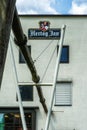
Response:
[28, 28, 61, 40]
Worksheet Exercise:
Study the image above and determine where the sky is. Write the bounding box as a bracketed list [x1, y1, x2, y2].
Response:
[16, 0, 87, 15]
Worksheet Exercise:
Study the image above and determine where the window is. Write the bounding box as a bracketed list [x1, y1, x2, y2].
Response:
[57, 45, 69, 63]
[5, 113, 33, 130]
[0, 109, 36, 130]
[55, 82, 72, 106]
[17, 85, 33, 101]
[19, 45, 31, 63]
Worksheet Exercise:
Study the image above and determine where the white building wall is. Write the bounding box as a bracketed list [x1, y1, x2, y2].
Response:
[0, 15, 87, 130]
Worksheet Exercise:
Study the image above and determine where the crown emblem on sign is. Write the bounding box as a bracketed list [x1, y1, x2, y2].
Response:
[39, 21, 50, 32]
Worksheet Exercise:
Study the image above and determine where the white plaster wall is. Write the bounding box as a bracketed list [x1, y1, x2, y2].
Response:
[0, 16, 87, 130]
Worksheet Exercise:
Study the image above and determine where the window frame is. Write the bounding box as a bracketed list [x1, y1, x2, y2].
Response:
[16, 85, 33, 101]
[55, 81, 72, 106]
[57, 45, 69, 63]
[0, 108, 36, 130]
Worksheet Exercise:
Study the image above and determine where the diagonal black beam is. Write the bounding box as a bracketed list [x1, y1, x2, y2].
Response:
[12, 8, 48, 113]
[12, 8, 40, 83]
[0, 0, 16, 88]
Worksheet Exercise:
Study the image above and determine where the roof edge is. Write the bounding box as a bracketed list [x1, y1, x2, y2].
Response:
[19, 14, 87, 17]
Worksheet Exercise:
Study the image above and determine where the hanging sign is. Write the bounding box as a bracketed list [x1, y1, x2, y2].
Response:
[28, 21, 61, 39]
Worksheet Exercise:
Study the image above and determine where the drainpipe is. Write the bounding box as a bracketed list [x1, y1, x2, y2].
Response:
[12, 7, 48, 113]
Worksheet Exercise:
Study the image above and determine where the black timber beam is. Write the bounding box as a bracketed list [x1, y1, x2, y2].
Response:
[12, 8, 48, 113]
[0, 0, 16, 88]
[12, 8, 40, 83]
